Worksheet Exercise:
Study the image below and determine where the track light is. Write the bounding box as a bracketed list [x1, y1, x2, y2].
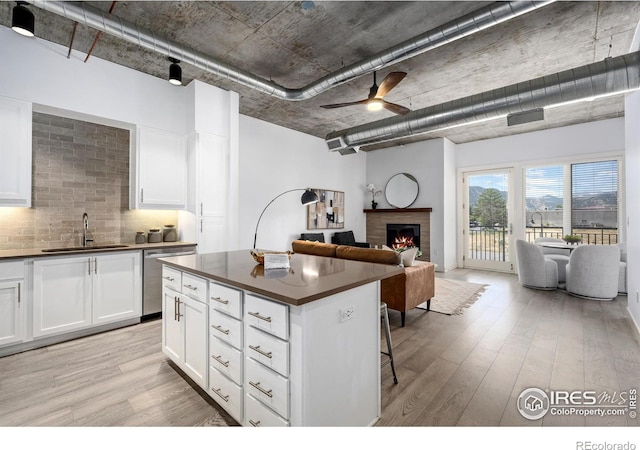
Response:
[168, 57, 182, 86]
[12, 2, 35, 37]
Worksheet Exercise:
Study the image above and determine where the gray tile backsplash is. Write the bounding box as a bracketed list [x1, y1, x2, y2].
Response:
[0, 112, 178, 250]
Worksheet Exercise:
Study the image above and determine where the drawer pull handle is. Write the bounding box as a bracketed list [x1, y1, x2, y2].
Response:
[248, 419, 261, 427]
[211, 354, 230, 367]
[184, 284, 198, 291]
[212, 324, 230, 335]
[248, 311, 272, 323]
[249, 345, 272, 359]
[211, 387, 229, 403]
[211, 296, 229, 305]
[249, 381, 273, 398]
[163, 276, 175, 281]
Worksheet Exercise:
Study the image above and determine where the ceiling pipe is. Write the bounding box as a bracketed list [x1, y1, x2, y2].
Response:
[325, 51, 640, 151]
[28, 0, 554, 101]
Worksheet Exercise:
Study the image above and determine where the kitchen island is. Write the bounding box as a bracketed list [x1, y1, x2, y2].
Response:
[159, 250, 403, 427]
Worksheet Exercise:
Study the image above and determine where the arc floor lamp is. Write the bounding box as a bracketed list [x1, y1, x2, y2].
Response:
[253, 188, 319, 249]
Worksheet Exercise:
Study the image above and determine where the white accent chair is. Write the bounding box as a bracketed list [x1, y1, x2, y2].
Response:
[534, 237, 570, 283]
[565, 245, 621, 301]
[617, 242, 627, 294]
[515, 239, 558, 290]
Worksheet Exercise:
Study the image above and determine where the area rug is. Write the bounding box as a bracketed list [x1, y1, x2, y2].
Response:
[427, 278, 488, 315]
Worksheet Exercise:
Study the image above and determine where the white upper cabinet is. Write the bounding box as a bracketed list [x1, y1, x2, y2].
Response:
[132, 125, 187, 210]
[0, 97, 32, 207]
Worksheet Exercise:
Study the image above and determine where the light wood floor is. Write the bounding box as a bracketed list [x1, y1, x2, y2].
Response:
[1, 269, 639, 428]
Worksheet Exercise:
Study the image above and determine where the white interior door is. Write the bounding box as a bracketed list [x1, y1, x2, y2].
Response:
[462, 168, 515, 272]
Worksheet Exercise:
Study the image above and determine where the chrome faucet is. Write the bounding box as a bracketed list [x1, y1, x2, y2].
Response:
[82, 212, 93, 247]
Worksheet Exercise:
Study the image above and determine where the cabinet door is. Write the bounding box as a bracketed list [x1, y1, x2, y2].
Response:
[135, 126, 186, 209]
[162, 288, 184, 362]
[0, 97, 31, 207]
[33, 257, 92, 338]
[182, 295, 208, 389]
[198, 133, 228, 216]
[0, 281, 23, 346]
[92, 252, 142, 325]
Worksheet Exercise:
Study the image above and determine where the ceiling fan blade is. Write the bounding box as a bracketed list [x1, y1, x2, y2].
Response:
[375, 72, 407, 98]
[382, 100, 411, 115]
[320, 99, 368, 109]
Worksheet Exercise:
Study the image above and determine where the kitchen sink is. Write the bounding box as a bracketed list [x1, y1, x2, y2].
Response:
[42, 245, 130, 253]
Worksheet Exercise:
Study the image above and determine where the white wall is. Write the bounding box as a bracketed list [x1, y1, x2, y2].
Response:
[0, 26, 187, 133]
[625, 91, 640, 333]
[366, 139, 452, 270]
[239, 115, 367, 251]
[456, 118, 625, 169]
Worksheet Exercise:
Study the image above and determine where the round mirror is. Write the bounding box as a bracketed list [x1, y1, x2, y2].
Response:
[385, 173, 419, 208]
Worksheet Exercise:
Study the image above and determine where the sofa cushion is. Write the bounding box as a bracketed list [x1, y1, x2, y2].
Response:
[300, 233, 325, 243]
[335, 245, 398, 265]
[291, 239, 338, 257]
[332, 231, 357, 246]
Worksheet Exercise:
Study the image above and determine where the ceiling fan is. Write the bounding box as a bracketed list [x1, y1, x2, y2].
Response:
[320, 71, 411, 115]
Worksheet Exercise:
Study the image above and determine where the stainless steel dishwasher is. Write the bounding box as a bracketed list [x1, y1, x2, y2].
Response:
[143, 245, 197, 320]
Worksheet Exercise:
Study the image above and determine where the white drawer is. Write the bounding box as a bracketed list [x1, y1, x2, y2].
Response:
[245, 326, 289, 377]
[182, 272, 207, 302]
[245, 294, 289, 340]
[208, 366, 243, 423]
[162, 266, 181, 292]
[245, 358, 289, 419]
[244, 393, 289, 427]
[210, 337, 243, 385]
[210, 308, 243, 350]
[209, 282, 242, 319]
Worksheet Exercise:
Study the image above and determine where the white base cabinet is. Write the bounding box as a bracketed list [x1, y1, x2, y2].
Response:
[162, 267, 208, 389]
[0, 261, 25, 347]
[33, 252, 141, 338]
[163, 264, 381, 427]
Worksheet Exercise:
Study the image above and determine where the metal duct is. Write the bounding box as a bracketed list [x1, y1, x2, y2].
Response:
[29, 0, 553, 101]
[326, 52, 640, 150]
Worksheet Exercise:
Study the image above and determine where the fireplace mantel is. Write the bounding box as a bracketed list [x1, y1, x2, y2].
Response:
[363, 208, 432, 213]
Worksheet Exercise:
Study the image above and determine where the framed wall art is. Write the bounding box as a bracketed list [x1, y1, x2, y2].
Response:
[307, 189, 345, 229]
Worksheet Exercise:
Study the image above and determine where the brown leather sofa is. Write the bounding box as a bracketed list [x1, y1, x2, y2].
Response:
[291, 240, 435, 326]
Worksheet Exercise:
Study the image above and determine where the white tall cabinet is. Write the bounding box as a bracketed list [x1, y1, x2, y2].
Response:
[33, 252, 141, 338]
[0, 96, 32, 207]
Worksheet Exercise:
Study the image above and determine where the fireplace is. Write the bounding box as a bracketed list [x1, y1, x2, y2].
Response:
[386, 224, 420, 251]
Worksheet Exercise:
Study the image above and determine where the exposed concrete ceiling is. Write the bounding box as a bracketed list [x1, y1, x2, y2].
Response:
[2, 1, 640, 150]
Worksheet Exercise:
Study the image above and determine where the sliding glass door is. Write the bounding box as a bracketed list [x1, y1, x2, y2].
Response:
[462, 169, 514, 272]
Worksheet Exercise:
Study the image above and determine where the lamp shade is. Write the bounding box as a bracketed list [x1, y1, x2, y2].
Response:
[169, 59, 182, 86]
[301, 189, 319, 205]
[12, 4, 35, 37]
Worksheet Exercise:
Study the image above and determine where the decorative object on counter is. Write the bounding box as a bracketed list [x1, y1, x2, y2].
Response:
[563, 234, 582, 244]
[306, 189, 345, 229]
[385, 173, 419, 208]
[148, 228, 162, 243]
[366, 183, 382, 209]
[250, 250, 293, 265]
[253, 188, 319, 249]
[135, 231, 146, 244]
[163, 224, 177, 242]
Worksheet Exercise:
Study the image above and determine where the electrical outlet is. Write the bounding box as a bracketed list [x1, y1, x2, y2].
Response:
[340, 306, 354, 322]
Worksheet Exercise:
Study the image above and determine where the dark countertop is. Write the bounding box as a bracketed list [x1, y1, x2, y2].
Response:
[0, 241, 197, 260]
[159, 250, 404, 307]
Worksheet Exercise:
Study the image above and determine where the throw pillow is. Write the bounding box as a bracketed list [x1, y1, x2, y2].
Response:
[400, 247, 418, 267]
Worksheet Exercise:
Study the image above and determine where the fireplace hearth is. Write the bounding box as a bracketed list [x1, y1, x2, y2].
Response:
[387, 224, 420, 251]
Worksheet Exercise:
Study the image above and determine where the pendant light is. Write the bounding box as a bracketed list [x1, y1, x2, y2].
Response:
[12, 2, 35, 37]
[168, 57, 182, 86]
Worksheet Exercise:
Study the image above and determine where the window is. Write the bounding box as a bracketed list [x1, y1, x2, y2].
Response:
[525, 159, 620, 244]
